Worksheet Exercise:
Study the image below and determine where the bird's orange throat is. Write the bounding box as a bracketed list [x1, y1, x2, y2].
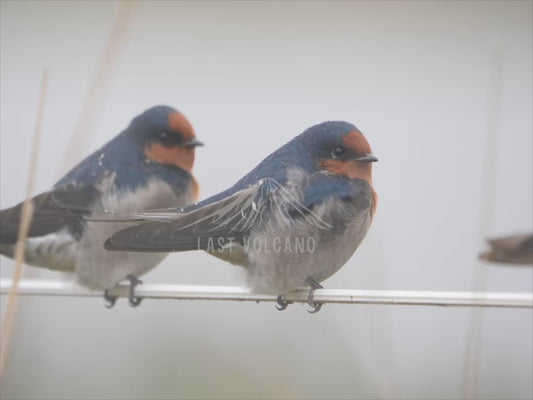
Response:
[319, 159, 373, 183]
[145, 144, 196, 173]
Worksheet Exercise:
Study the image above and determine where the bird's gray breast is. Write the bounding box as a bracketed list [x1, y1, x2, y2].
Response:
[246, 174, 374, 294]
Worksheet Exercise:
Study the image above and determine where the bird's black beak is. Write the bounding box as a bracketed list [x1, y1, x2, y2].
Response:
[182, 139, 204, 147]
[356, 154, 378, 162]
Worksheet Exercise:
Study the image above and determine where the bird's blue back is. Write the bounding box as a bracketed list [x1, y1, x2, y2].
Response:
[55, 132, 191, 196]
[196, 121, 357, 208]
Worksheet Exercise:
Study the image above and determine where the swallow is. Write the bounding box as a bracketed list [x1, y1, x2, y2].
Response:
[105, 121, 377, 312]
[479, 233, 533, 265]
[0, 105, 203, 307]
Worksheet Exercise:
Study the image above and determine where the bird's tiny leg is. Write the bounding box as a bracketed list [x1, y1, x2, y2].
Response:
[103, 289, 117, 309]
[126, 275, 143, 307]
[276, 295, 293, 311]
[305, 278, 324, 313]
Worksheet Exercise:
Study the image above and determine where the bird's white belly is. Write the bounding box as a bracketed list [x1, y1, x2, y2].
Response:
[75, 220, 168, 290]
[75, 180, 193, 290]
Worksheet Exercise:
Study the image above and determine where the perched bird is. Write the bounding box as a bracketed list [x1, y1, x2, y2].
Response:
[105, 121, 377, 312]
[0, 105, 202, 307]
[479, 233, 533, 265]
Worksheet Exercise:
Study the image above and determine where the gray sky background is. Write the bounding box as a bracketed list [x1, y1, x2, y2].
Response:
[1, 1, 532, 399]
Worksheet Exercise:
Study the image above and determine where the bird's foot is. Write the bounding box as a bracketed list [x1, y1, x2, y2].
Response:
[276, 295, 293, 311]
[103, 289, 117, 309]
[126, 275, 143, 307]
[305, 278, 324, 313]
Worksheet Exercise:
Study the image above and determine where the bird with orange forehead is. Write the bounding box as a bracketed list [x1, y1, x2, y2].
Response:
[105, 121, 377, 312]
[0, 106, 202, 307]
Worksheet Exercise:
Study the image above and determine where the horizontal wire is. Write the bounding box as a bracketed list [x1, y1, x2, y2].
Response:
[0, 279, 532, 308]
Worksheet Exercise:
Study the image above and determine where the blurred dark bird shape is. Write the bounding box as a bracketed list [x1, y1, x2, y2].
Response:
[479, 233, 533, 265]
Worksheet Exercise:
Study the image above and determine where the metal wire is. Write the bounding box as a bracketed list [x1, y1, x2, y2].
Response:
[1, 279, 531, 308]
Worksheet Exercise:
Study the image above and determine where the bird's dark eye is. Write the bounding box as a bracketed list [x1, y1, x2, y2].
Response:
[156, 131, 182, 147]
[331, 146, 346, 159]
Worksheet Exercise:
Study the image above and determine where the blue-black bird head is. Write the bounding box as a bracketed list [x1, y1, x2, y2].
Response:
[125, 105, 203, 172]
[296, 121, 377, 182]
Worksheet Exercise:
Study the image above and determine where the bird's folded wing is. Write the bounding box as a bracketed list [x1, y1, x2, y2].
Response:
[105, 177, 333, 252]
[86, 207, 186, 223]
[0, 183, 101, 244]
[104, 181, 267, 252]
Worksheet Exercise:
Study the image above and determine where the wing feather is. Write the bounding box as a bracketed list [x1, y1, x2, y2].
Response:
[0, 183, 100, 244]
[105, 177, 333, 252]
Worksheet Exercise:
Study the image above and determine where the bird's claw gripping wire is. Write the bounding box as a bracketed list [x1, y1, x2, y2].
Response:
[103, 274, 143, 308]
[104, 289, 117, 309]
[126, 275, 143, 307]
[306, 278, 324, 313]
[276, 295, 293, 311]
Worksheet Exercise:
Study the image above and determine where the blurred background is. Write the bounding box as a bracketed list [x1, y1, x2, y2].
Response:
[1, 1, 532, 399]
